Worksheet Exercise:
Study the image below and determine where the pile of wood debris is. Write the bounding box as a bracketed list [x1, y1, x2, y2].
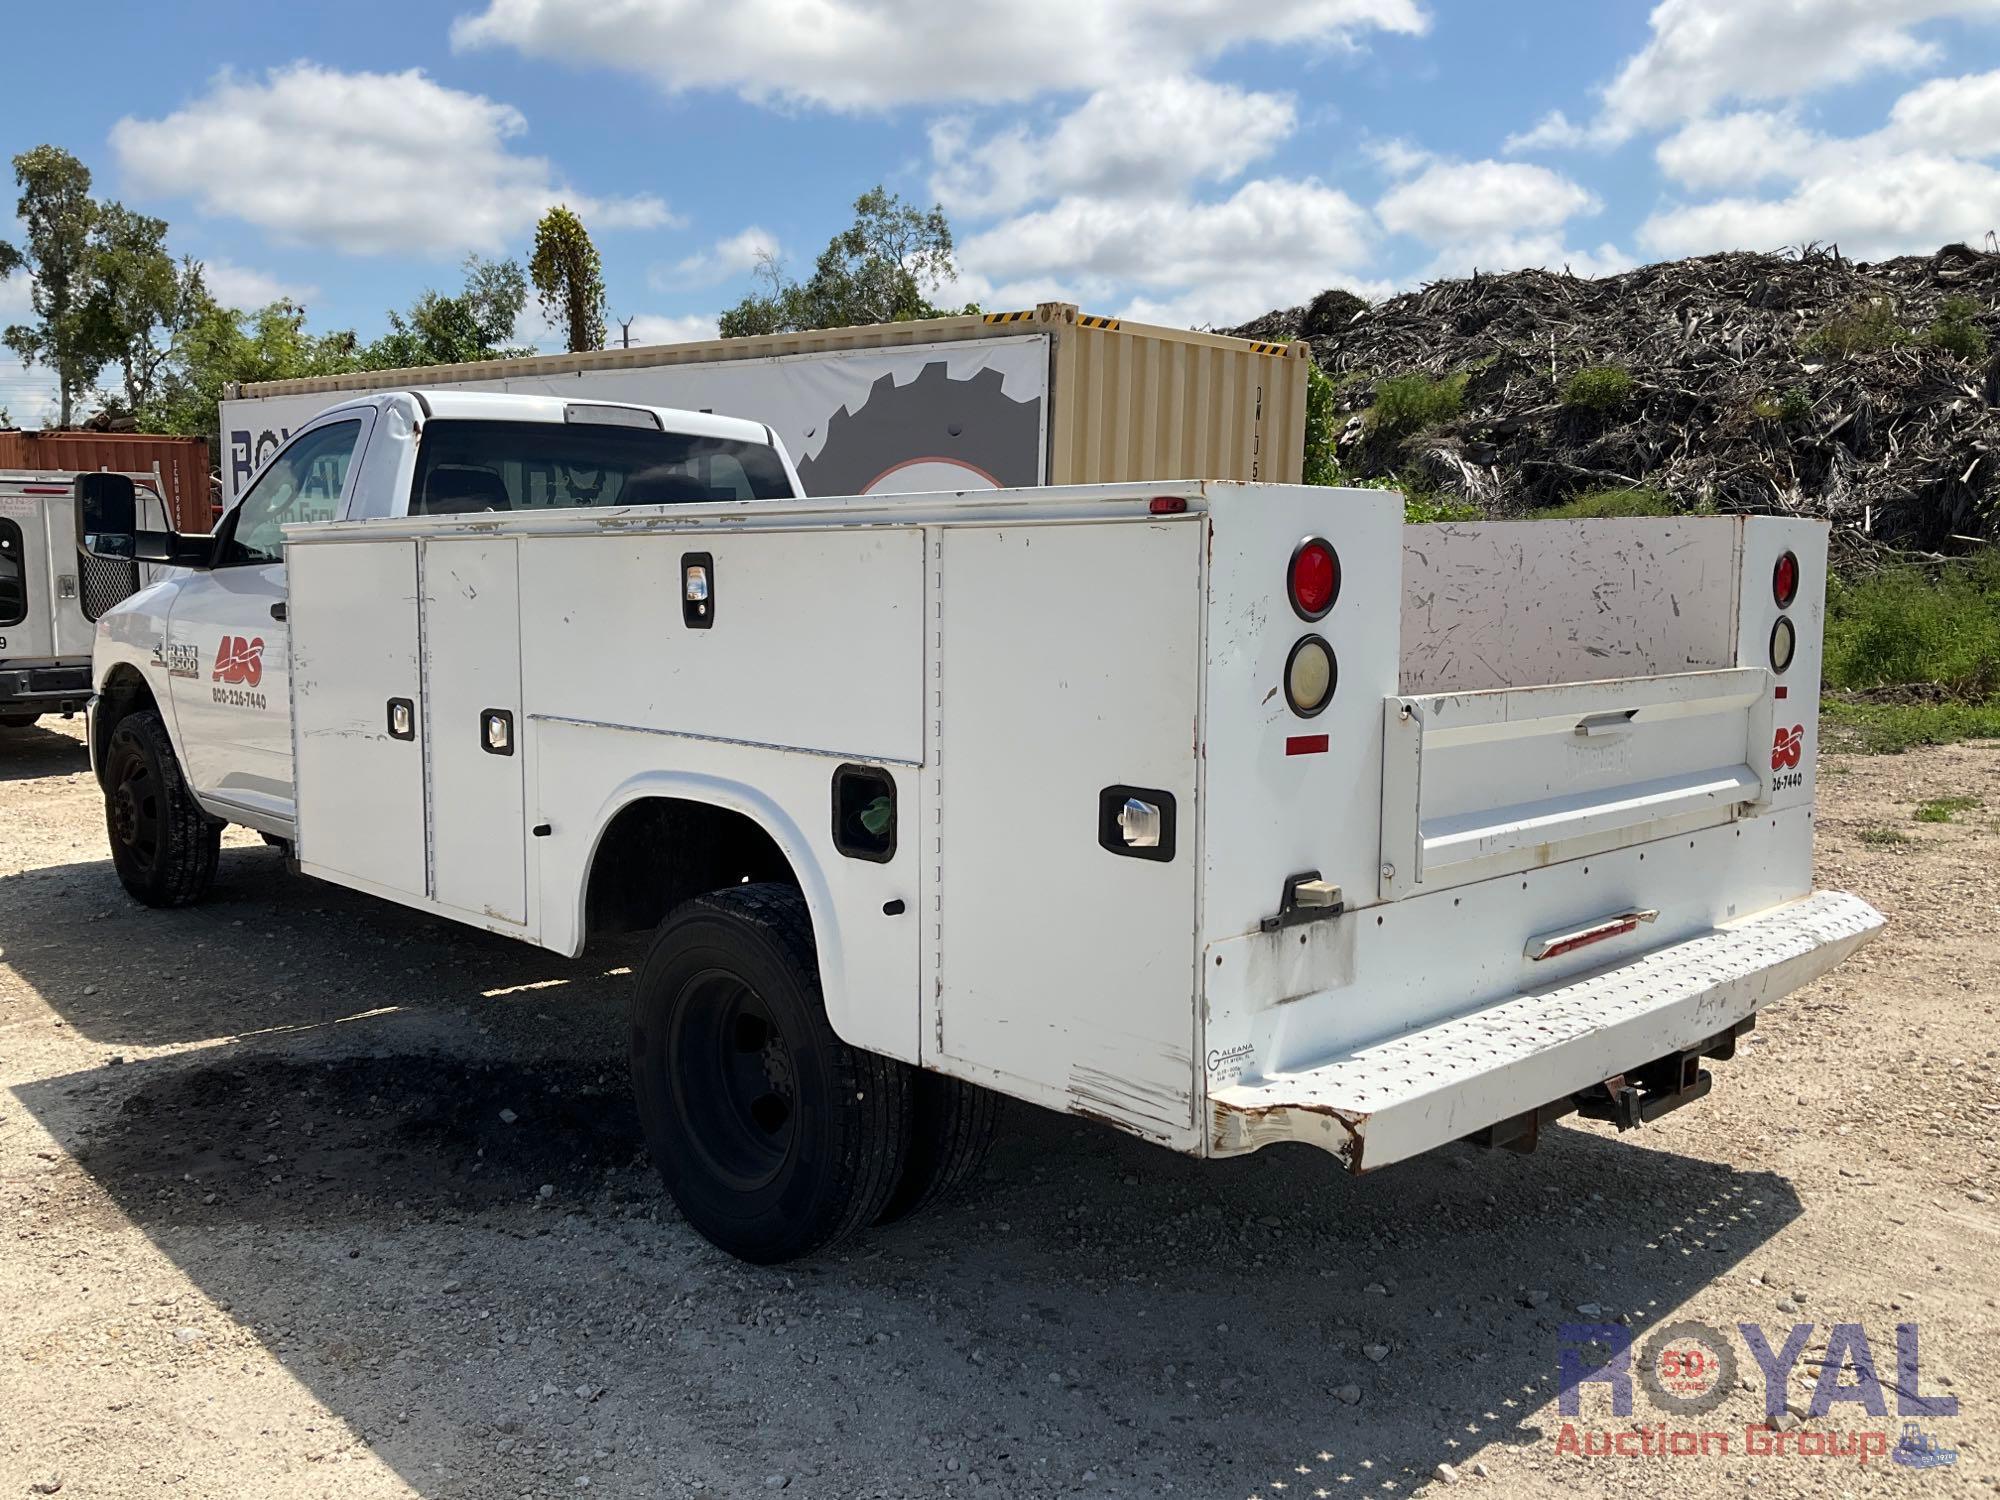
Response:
[1230, 243, 2000, 551]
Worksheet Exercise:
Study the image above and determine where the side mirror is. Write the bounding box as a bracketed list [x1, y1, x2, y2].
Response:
[75, 472, 138, 557]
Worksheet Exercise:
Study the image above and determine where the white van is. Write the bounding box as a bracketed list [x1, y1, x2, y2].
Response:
[0, 472, 168, 728]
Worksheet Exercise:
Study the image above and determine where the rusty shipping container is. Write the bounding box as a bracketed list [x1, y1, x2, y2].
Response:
[0, 431, 212, 530]
[220, 303, 1310, 506]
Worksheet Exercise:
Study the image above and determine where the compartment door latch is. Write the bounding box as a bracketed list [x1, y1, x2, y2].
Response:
[1260, 870, 1344, 933]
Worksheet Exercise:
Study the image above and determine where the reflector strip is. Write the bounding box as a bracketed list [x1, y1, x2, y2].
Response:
[20, 485, 67, 494]
[1775, 685, 1788, 700]
[1285, 734, 1329, 755]
[1526, 908, 1660, 962]
[1148, 496, 1187, 515]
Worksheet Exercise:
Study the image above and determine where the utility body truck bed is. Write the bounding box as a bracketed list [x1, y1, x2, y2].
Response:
[80, 390, 1880, 1261]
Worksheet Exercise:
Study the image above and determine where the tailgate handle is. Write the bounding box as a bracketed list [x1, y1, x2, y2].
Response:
[1574, 709, 1638, 738]
[1526, 908, 1659, 961]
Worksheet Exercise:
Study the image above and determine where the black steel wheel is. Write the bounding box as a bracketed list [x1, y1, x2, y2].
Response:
[102, 709, 220, 907]
[631, 883, 911, 1263]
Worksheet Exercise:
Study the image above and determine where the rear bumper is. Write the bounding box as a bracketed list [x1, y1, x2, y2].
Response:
[0, 662, 92, 716]
[1208, 889, 1883, 1168]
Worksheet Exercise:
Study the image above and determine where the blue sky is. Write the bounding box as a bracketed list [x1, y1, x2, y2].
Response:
[5, 0, 2000, 422]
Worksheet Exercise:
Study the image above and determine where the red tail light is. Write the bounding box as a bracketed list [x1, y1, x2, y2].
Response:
[1289, 537, 1339, 620]
[1773, 551, 1800, 608]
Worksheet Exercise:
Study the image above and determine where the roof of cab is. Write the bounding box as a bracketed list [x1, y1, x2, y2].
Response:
[320, 389, 775, 446]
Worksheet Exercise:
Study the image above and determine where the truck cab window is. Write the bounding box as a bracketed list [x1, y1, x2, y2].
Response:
[220, 419, 364, 565]
[410, 420, 795, 516]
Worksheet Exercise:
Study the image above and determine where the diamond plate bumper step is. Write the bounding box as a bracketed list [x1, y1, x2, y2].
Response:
[1209, 889, 1884, 1169]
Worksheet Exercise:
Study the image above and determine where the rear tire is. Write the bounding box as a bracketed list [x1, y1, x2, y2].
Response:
[630, 883, 912, 1263]
[102, 709, 221, 907]
[0, 712, 41, 729]
[875, 1071, 1003, 1225]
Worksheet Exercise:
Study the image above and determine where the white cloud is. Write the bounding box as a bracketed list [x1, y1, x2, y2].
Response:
[112, 63, 674, 257]
[0, 269, 31, 320]
[1885, 67, 2000, 147]
[622, 313, 721, 346]
[1377, 160, 1597, 242]
[1365, 137, 1435, 176]
[1641, 153, 2000, 261]
[652, 228, 779, 290]
[200, 257, 319, 310]
[930, 77, 1295, 217]
[1654, 112, 1819, 189]
[1641, 67, 2000, 258]
[960, 177, 1376, 328]
[452, 0, 1427, 110]
[1415, 234, 1632, 283]
[1511, 0, 2000, 149]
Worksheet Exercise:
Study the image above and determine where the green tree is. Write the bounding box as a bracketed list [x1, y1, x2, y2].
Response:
[360, 255, 531, 369]
[529, 206, 606, 353]
[82, 204, 211, 417]
[720, 187, 969, 337]
[147, 298, 362, 451]
[0, 146, 103, 424]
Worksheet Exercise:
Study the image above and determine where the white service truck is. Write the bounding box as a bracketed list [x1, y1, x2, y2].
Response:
[2, 470, 169, 728]
[77, 389, 1883, 1263]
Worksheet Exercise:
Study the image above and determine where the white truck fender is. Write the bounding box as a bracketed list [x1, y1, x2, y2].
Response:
[560, 767, 851, 1022]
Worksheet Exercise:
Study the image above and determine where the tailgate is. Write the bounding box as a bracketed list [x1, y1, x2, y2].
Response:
[1377, 666, 1773, 901]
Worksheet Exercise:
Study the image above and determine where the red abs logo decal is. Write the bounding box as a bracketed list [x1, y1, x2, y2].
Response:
[213, 635, 265, 687]
[1770, 724, 1805, 771]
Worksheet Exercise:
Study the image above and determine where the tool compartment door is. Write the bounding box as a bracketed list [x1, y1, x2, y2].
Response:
[422, 536, 529, 927]
[290, 538, 427, 894]
[931, 519, 1203, 1145]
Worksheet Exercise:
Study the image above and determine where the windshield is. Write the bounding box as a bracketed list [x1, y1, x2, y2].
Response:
[411, 418, 796, 516]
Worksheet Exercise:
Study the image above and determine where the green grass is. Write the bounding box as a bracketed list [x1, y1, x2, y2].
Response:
[1913, 795, 1982, 823]
[1367, 371, 1468, 439]
[1560, 364, 1634, 412]
[1532, 487, 1677, 520]
[1751, 386, 1814, 423]
[1924, 296, 1989, 362]
[1819, 698, 2000, 754]
[1403, 489, 1482, 523]
[1823, 553, 2000, 697]
[1857, 826, 1913, 848]
[1803, 298, 1908, 358]
[1858, 826, 1912, 846]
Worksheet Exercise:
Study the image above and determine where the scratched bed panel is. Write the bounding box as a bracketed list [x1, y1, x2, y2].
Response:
[1400, 518, 1740, 695]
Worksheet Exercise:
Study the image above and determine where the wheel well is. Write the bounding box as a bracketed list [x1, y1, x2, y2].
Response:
[93, 666, 159, 787]
[584, 797, 797, 945]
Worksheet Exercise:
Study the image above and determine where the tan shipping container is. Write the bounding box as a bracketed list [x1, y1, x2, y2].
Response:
[0, 430, 212, 531]
[225, 304, 1309, 500]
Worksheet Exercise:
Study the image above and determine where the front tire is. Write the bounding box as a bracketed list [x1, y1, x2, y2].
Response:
[631, 883, 912, 1263]
[102, 709, 221, 907]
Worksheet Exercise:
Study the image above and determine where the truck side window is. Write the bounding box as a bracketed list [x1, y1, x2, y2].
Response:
[0, 520, 24, 626]
[220, 419, 364, 566]
[0, 524, 23, 628]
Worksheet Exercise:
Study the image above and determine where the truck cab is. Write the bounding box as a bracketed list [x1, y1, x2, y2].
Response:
[87, 390, 802, 839]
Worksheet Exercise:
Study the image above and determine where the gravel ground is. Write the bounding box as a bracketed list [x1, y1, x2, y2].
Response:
[1, 715, 1994, 1499]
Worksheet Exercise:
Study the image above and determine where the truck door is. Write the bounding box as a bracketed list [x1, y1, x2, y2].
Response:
[166, 412, 374, 823]
[421, 535, 528, 927]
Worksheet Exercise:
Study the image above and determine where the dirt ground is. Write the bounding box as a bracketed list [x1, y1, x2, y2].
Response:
[1, 715, 1994, 1500]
